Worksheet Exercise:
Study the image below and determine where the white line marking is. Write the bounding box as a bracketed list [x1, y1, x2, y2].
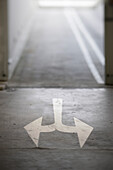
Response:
[64, 9, 104, 84]
[71, 9, 105, 66]
[24, 98, 93, 148]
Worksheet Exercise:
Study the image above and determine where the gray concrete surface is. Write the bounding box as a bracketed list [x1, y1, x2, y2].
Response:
[8, 6, 104, 88]
[0, 88, 113, 170]
[2, 4, 109, 170]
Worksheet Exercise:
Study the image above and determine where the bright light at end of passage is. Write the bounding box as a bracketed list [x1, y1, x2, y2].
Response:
[38, 0, 100, 8]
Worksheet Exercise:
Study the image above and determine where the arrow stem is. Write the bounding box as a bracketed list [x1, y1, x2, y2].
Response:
[53, 98, 77, 133]
[53, 98, 63, 126]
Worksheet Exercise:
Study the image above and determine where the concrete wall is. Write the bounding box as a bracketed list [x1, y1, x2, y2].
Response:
[0, 0, 8, 81]
[105, 3, 113, 84]
[8, 0, 37, 79]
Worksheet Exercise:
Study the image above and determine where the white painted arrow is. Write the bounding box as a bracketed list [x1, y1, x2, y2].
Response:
[53, 98, 93, 148]
[24, 118, 55, 147]
[24, 98, 93, 148]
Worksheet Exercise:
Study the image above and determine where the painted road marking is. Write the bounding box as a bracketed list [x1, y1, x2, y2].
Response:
[24, 98, 93, 148]
[72, 9, 105, 66]
[64, 9, 104, 84]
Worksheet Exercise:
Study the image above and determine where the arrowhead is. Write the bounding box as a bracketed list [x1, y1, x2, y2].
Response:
[74, 118, 93, 148]
[24, 117, 43, 147]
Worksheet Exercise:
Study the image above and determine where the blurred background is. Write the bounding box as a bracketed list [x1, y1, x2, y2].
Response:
[1, 0, 106, 87]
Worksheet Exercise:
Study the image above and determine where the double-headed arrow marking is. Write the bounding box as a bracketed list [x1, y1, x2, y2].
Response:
[24, 98, 93, 148]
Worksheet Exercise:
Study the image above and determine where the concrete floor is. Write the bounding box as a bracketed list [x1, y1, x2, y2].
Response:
[9, 5, 104, 88]
[2, 3, 111, 170]
[0, 88, 113, 170]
